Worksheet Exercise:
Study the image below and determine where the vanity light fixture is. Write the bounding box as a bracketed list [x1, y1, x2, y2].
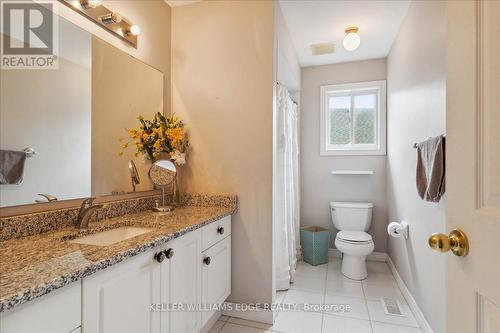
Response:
[61, 0, 139, 48]
[343, 26, 361, 51]
[100, 12, 122, 25]
[80, 0, 102, 9]
[123, 25, 141, 37]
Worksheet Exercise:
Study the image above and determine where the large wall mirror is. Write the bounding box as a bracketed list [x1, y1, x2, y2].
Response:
[0, 13, 163, 208]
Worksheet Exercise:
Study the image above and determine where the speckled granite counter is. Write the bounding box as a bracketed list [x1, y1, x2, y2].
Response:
[0, 199, 237, 312]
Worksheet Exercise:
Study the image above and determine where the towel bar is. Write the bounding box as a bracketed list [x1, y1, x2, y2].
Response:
[413, 134, 446, 149]
[23, 147, 37, 158]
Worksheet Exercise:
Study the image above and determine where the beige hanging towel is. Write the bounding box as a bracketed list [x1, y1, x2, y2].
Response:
[416, 135, 446, 202]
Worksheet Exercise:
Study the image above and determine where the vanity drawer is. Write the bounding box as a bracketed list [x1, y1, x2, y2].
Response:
[202, 216, 231, 250]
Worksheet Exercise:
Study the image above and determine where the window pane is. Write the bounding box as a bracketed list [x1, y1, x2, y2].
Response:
[353, 94, 376, 144]
[329, 95, 351, 145]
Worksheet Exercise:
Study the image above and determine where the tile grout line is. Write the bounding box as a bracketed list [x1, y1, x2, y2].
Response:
[217, 318, 227, 333]
[362, 273, 375, 333]
[370, 319, 423, 330]
[320, 258, 330, 333]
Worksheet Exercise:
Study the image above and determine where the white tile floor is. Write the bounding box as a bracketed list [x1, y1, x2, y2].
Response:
[208, 257, 424, 333]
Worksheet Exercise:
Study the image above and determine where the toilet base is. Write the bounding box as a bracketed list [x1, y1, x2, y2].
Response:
[341, 254, 368, 280]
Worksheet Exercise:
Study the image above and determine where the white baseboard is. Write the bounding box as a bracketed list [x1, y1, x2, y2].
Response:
[386, 256, 434, 333]
[199, 312, 222, 333]
[328, 248, 433, 333]
[221, 302, 274, 324]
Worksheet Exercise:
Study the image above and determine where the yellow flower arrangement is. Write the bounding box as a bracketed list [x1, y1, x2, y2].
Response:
[166, 127, 184, 147]
[120, 112, 189, 164]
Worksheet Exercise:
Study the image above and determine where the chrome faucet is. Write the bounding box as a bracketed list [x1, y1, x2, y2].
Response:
[75, 197, 104, 229]
[35, 193, 58, 203]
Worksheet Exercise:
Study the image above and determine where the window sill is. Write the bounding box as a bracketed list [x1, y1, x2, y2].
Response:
[331, 170, 374, 175]
[320, 149, 387, 156]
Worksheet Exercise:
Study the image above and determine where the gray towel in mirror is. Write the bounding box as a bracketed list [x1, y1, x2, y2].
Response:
[0, 150, 27, 185]
[416, 135, 446, 202]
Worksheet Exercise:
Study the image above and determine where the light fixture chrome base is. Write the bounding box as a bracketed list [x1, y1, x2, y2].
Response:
[153, 206, 174, 213]
[61, 0, 138, 48]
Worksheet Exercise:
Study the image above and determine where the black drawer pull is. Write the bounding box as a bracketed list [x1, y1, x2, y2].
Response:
[154, 251, 166, 263]
[204, 257, 211, 265]
[164, 248, 174, 259]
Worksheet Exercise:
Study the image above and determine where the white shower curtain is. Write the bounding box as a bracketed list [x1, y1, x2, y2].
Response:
[275, 83, 301, 291]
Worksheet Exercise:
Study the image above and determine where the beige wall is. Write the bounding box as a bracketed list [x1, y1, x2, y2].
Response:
[57, 0, 171, 115]
[300, 59, 388, 252]
[91, 37, 163, 196]
[171, 1, 275, 304]
[386, 1, 446, 332]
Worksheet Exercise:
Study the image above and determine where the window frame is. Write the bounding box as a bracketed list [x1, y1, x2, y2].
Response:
[320, 80, 387, 156]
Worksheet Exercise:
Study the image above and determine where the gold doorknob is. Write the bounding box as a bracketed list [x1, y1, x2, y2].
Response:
[428, 229, 469, 257]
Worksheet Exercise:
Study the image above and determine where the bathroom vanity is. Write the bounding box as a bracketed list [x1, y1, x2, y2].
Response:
[0, 203, 234, 333]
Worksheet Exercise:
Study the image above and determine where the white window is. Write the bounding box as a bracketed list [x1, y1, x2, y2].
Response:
[320, 80, 386, 156]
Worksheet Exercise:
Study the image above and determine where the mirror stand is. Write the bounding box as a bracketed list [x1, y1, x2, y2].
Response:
[149, 159, 177, 213]
[153, 186, 174, 213]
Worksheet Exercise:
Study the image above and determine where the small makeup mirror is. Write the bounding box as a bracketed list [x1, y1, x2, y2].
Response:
[149, 159, 176, 212]
[128, 160, 140, 192]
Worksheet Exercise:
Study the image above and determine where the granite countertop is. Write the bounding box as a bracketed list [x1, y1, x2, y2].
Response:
[0, 204, 236, 312]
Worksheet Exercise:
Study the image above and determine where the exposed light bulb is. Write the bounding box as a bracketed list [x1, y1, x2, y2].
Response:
[343, 26, 360, 51]
[128, 25, 141, 36]
[80, 0, 102, 9]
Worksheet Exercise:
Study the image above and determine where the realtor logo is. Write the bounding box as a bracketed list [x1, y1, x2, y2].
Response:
[1, 1, 58, 69]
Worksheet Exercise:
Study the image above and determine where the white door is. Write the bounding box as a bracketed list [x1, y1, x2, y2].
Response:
[445, 1, 500, 332]
[201, 236, 231, 326]
[161, 230, 202, 333]
[82, 249, 161, 333]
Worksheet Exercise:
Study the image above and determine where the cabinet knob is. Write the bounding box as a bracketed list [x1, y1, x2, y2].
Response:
[154, 251, 166, 263]
[217, 227, 224, 235]
[203, 257, 211, 265]
[164, 248, 174, 259]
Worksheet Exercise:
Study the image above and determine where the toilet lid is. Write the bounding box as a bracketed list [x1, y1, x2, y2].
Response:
[337, 231, 372, 243]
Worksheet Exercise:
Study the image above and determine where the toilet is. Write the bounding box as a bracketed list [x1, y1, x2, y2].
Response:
[330, 201, 374, 280]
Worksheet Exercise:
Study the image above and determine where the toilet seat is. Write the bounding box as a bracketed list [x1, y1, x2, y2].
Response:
[336, 231, 373, 244]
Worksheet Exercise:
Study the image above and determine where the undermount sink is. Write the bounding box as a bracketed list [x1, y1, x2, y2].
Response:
[69, 226, 153, 246]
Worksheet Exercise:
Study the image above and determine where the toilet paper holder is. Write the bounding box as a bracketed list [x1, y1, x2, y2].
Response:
[387, 221, 409, 239]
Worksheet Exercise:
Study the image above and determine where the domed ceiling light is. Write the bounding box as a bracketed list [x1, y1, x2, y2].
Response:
[343, 26, 361, 51]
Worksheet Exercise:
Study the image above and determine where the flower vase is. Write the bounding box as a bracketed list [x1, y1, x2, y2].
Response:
[172, 175, 181, 206]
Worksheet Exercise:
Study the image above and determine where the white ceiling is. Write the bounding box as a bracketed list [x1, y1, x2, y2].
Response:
[279, 0, 410, 67]
[164, 0, 202, 8]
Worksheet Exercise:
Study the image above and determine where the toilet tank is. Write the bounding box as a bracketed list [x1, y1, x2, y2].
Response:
[330, 202, 374, 231]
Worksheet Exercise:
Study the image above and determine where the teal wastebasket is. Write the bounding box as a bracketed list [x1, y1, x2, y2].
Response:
[300, 226, 330, 266]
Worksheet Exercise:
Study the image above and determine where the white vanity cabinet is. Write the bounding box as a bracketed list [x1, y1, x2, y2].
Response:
[81, 230, 201, 333]
[160, 229, 202, 333]
[0, 281, 81, 333]
[81, 246, 162, 333]
[81, 216, 231, 333]
[201, 236, 231, 326]
[200, 216, 232, 327]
